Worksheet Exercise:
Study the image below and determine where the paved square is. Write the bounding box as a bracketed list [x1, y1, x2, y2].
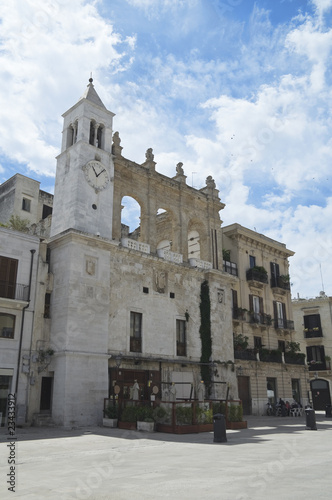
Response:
[1, 412, 332, 500]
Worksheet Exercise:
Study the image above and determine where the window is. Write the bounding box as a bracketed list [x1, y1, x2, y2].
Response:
[42, 205, 53, 219]
[249, 255, 256, 268]
[0, 256, 18, 300]
[232, 289, 238, 319]
[0, 314, 15, 339]
[249, 294, 263, 323]
[22, 198, 31, 212]
[267, 377, 277, 404]
[273, 301, 286, 329]
[143, 287, 149, 294]
[44, 293, 51, 318]
[270, 262, 280, 287]
[278, 340, 286, 353]
[307, 345, 326, 370]
[304, 314, 322, 338]
[176, 319, 186, 356]
[291, 379, 301, 403]
[130, 312, 142, 352]
[254, 336, 262, 349]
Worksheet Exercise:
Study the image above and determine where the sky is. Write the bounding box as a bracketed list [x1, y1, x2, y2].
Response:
[1, 0, 332, 299]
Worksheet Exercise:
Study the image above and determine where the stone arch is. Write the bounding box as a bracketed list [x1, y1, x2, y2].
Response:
[155, 206, 179, 253]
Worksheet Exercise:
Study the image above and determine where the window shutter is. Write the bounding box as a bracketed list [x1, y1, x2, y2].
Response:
[232, 289, 238, 309]
[259, 297, 264, 314]
[249, 294, 253, 311]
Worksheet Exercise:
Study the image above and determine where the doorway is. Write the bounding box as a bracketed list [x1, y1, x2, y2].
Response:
[310, 379, 331, 410]
[40, 377, 53, 412]
[237, 376, 251, 415]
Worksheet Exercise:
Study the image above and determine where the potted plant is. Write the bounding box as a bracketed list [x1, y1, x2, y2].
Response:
[103, 404, 118, 428]
[136, 406, 155, 432]
[118, 405, 139, 430]
[226, 404, 247, 429]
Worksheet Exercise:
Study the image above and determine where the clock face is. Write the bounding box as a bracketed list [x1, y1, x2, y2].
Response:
[83, 161, 109, 191]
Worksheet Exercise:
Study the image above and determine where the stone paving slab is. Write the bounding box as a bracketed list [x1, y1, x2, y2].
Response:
[1, 412, 332, 500]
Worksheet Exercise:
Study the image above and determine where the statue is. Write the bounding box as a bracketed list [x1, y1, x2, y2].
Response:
[132, 380, 140, 401]
[176, 162, 184, 175]
[206, 175, 216, 189]
[197, 381, 205, 402]
[112, 131, 121, 147]
[169, 382, 177, 402]
[145, 148, 154, 161]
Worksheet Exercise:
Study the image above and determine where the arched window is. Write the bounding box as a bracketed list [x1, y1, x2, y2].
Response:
[121, 196, 141, 239]
[188, 230, 200, 259]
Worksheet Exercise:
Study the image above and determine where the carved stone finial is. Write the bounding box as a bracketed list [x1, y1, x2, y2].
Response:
[176, 162, 184, 175]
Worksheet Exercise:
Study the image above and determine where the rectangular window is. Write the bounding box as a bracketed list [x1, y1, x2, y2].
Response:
[0, 256, 18, 300]
[278, 340, 286, 353]
[273, 301, 286, 329]
[307, 345, 326, 370]
[249, 294, 264, 323]
[270, 262, 280, 287]
[44, 293, 51, 318]
[304, 314, 322, 338]
[176, 319, 186, 356]
[254, 336, 262, 349]
[249, 255, 256, 268]
[291, 379, 301, 403]
[22, 197, 31, 212]
[130, 312, 142, 353]
[42, 205, 53, 219]
[0, 314, 15, 339]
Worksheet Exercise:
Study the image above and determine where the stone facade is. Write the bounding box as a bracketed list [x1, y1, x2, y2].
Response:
[292, 294, 332, 410]
[222, 224, 309, 415]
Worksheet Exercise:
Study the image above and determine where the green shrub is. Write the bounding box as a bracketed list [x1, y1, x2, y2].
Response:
[153, 406, 169, 423]
[212, 402, 226, 415]
[136, 406, 154, 422]
[228, 404, 243, 422]
[105, 405, 118, 419]
[120, 405, 139, 422]
[176, 406, 193, 424]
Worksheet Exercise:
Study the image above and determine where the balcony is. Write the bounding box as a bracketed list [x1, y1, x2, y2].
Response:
[157, 248, 183, 264]
[234, 348, 257, 361]
[246, 268, 268, 285]
[259, 348, 282, 363]
[304, 328, 323, 338]
[270, 276, 291, 291]
[223, 260, 238, 276]
[308, 360, 327, 371]
[189, 258, 212, 270]
[249, 312, 272, 326]
[121, 238, 150, 254]
[274, 318, 294, 331]
[0, 281, 29, 301]
[284, 353, 305, 365]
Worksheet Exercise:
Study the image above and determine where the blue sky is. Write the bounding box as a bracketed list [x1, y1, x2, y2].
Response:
[1, 0, 332, 298]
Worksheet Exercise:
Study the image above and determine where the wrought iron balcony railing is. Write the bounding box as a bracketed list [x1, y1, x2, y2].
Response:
[246, 268, 268, 284]
[304, 328, 323, 338]
[0, 281, 29, 301]
[270, 277, 291, 290]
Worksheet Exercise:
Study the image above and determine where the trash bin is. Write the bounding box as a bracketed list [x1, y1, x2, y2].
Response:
[326, 405, 332, 418]
[213, 413, 227, 443]
[305, 408, 317, 430]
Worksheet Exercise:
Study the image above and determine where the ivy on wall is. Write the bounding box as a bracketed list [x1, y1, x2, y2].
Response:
[199, 280, 212, 396]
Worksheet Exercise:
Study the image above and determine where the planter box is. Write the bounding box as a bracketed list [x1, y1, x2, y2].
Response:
[118, 421, 137, 430]
[226, 421, 247, 430]
[137, 421, 155, 432]
[103, 418, 118, 428]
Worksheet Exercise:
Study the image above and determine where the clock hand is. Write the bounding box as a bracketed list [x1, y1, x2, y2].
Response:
[96, 168, 106, 177]
[92, 165, 98, 176]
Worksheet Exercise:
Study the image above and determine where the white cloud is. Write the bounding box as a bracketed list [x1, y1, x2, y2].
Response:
[0, 0, 134, 177]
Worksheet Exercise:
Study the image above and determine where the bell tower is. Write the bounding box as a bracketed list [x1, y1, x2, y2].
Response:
[50, 78, 115, 239]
